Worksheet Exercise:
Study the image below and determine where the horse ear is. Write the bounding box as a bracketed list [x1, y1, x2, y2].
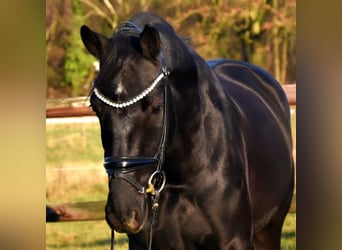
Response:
[80, 25, 109, 59]
[139, 25, 161, 60]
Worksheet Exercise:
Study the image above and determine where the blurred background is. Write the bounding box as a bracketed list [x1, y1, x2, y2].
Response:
[46, 0, 296, 98]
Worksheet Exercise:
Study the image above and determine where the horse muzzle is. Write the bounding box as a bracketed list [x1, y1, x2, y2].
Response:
[105, 202, 147, 234]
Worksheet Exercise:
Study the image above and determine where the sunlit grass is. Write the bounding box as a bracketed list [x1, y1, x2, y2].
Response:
[46, 221, 128, 250]
[281, 213, 296, 249]
[46, 214, 295, 249]
[46, 121, 103, 168]
[46, 121, 106, 203]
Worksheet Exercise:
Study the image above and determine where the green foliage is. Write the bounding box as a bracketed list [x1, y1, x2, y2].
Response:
[46, 0, 296, 98]
[63, 0, 95, 96]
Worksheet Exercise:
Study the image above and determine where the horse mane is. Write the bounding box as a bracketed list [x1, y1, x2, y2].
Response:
[114, 21, 142, 36]
[112, 13, 195, 74]
[115, 20, 192, 43]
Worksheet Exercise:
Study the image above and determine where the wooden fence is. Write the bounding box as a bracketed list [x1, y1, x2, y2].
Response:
[46, 85, 296, 118]
[46, 84, 296, 222]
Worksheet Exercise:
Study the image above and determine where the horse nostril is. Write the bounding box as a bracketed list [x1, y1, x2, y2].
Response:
[125, 210, 141, 232]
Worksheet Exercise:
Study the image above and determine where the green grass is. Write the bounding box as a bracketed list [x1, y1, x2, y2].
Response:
[46, 221, 128, 250]
[46, 122, 103, 168]
[46, 113, 296, 249]
[46, 121, 107, 203]
[46, 214, 295, 249]
[281, 213, 296, 249]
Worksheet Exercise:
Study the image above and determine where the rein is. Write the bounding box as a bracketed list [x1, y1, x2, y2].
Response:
[92, 21, 172, 250]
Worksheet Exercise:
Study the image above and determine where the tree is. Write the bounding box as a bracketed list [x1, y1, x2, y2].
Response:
[63, 0, 95, 96]
[46, 0, 296, 98]
[46, 0, 73, 97]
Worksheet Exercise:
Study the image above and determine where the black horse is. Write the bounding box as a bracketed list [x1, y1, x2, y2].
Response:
[80, 12, 294, 250]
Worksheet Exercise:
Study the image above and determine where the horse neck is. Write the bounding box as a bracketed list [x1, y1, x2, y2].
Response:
[168, 49, 221, 125]
[165, 53, 235, 182]
[166, 60, 209, 158]
[168, 53, 202, 122]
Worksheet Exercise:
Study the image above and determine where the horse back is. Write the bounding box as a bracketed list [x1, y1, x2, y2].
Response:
[208, 59, 290, 119]
[209, 59, 294, 230]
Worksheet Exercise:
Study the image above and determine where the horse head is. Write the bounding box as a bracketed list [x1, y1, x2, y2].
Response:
[81, 19, 173, 234]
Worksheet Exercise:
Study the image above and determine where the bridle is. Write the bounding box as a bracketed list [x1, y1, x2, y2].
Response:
[91, 21, 172, 250]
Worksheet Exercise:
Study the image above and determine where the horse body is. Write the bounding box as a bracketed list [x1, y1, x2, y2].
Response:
[210, 60, 294, 249]
[81, 12, 294, 250]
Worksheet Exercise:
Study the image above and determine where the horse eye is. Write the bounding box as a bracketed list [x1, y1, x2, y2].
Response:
[151, 105, 162, 114]
[150, 98, 163, 114]
[141, 97, 163, 114]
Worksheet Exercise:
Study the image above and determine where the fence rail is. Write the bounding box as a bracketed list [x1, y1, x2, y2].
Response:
[46, 106, 95, 118]
[46, 85, 296, 118]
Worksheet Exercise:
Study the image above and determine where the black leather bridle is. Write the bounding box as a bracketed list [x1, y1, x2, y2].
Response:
[100, 50, 170, 197]
[91, 21, 172, 250]
[102, 65, 170, 199]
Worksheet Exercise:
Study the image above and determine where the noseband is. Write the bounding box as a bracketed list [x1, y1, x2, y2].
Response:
[91, 21, 172, 250]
